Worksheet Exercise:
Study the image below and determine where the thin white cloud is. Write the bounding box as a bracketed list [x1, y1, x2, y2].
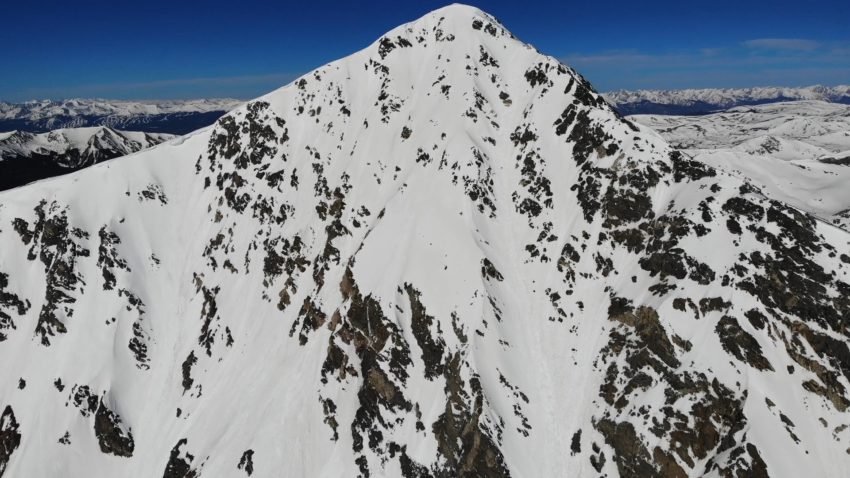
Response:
[13, 72, 303, 101]
[559, 42, 850, 91]
[83, 73, 302, 91]
[743, 38, 821, 51]
[561, 51, 682, 66]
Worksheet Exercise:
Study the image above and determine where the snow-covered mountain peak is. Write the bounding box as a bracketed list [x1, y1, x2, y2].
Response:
[407, 3, 489, 19]
[0, 6, 848, 478]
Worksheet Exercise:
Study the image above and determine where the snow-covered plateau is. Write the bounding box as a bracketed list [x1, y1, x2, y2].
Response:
[0, 5, 848, 477]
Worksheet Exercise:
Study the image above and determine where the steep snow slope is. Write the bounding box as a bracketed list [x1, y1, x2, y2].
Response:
[0, 127, 174, 191]
[605, 85, 850, 115]
[633, 101, 850, 231]
[1, 5, 849, 477]
[0, 99, 242, 135]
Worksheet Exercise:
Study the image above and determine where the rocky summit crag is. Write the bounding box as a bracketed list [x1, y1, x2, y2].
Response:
[0, 5, 848, 477]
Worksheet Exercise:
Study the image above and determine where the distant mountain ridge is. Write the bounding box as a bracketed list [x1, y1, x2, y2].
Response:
[629, 100, 850, 231]
[605, 85, 850, 115]
[0, 126, 173, 191]
[0, 99, 243, 135]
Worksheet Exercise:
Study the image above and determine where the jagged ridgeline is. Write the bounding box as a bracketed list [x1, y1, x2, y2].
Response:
[0, 4, 848, 477]
[0, 127, 174, 191]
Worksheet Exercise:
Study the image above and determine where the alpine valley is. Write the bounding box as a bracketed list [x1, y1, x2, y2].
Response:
[0, 5, 849, 478]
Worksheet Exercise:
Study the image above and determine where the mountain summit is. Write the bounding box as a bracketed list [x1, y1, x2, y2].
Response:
[0, 5, 848, 477]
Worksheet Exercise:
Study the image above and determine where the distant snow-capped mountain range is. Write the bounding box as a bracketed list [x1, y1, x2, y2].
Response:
[605, 85, 850, 115]
[5, 86, 846, 138]
[0, 99, 242, 135]
[0, 126, 173, 191]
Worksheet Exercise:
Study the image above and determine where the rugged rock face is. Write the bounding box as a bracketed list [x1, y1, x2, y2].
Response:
[0, 5, 848, 477]
[0, 406, 21, 477]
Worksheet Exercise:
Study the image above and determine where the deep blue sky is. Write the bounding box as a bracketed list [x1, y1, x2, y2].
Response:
[2, 0, 848, 101]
